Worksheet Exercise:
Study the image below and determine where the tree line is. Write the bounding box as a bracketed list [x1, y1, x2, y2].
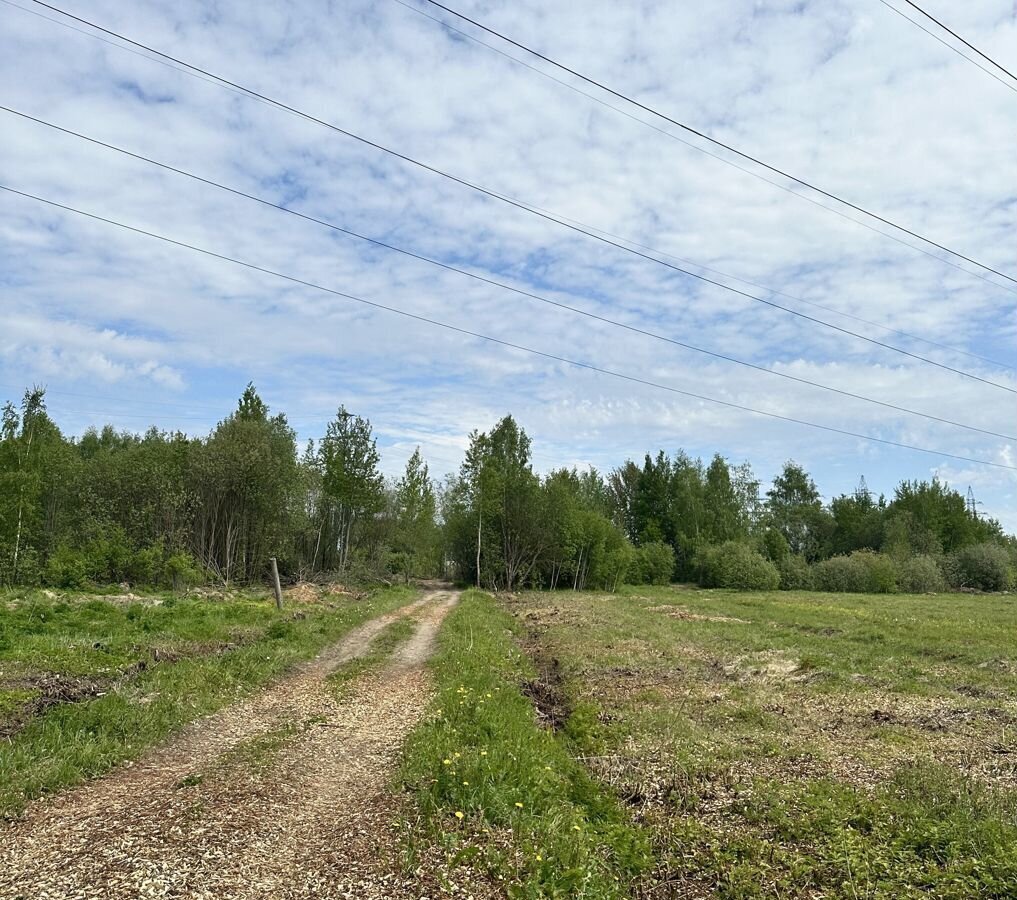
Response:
[1, 386, 1012, 594]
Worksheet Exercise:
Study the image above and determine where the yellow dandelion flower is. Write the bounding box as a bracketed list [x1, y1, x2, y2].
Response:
[443, 759, 452, 765]
[480, 750, 488, 756]
[536, 855, 543, 862]
[454, 811, 464, 820]
[515, 802, 524, 808]
[573, 825, 581, 831]
[462, 780, 469, 785]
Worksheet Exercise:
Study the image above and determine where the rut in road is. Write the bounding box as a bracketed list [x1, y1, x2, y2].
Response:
[0, 589, 463, 899]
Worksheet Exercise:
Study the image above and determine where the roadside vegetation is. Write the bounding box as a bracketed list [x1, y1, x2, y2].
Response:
[0, 584, 413, 817]
[399, 590, 651, 898]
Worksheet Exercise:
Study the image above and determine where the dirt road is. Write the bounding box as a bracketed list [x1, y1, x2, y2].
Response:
[0, 589, 460, 899]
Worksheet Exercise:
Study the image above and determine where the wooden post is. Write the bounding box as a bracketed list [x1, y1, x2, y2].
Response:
[270, 557, 283, 610]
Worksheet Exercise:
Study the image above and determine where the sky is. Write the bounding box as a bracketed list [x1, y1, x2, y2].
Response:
[1, 0, 1015, 526]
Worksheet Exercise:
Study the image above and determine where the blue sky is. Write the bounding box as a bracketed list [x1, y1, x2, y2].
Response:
[1, 0, 1015, 526]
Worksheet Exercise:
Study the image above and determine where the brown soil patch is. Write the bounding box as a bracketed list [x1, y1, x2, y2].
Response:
[724, 650, 802, 681]
[285, 581, 321, 603]
[0, 662, 149, 741]
[647, 605, 749, 624]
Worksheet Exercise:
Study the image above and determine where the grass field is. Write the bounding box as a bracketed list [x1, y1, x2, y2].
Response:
[400, 586, 1017, 898]
[5, 583, 1017, 897]
[0, 585, 413, 817]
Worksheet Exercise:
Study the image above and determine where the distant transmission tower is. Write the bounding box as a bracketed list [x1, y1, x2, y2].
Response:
[855, 475, 872, 502]
[966, 486, 980, 518]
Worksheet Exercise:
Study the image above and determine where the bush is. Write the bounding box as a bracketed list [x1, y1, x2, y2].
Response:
[944, 543, 1011, 592]
[776, 554, 813, 590]
[166, 552, 203, 591]
[896, 555, 947, 593]
[812, 551, 898, 594]
[631, 541, 675, 586]
[43, 545, 89, 589]
[42, 539, 204, 591]
[695, 541, 780, 591]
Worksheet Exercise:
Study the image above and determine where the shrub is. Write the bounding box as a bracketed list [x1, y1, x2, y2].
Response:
[42, 545, 89, 589]
[944, 543, 1011, 592]
[695, 541, 780, 591]
[165, 552, 203, 591]
[601, 541, 635, 592]
[776, 554, 813, 590]
[42, 540, 204, 591]
[896, 555, 947, 593]
[865, 552, 899, 594]
[631, 541, 675, 586]
[812, 551, 898, 594]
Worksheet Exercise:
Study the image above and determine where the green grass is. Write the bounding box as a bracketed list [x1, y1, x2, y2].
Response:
[0, 585, 415, 817]
[495, 585, 1017, 898]
[399, 590, 652, 898]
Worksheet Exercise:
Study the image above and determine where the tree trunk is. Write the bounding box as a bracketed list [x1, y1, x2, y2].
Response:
[475, 505, 482, 589]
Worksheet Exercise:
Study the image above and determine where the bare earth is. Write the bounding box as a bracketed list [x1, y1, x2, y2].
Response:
[0, 589, 461, 899]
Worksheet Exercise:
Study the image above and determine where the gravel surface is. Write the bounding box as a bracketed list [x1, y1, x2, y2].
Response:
[0, 591, 471, 899]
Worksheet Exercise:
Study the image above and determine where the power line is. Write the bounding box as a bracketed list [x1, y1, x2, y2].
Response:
[417, 0, 1017, 288]
[9, 8, 1017, 387]
[7, 105, 1016, 437]
[4, 182, 1015, 473]
[392, 0, 1017, 310]
[892, 0, 1017, 85]
[6, 2, 1016, 369]
[877, 1, 1017, 94]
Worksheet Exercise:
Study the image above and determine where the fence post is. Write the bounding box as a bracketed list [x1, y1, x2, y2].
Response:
[270, 557, 283, 610]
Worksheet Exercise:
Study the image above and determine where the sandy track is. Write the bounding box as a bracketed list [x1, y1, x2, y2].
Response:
[0, 590, 460, 899]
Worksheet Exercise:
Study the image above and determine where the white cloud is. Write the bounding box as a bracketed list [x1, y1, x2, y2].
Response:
[1, 0, 1014, 527]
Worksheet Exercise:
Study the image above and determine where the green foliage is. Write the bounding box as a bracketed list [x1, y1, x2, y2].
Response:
[888, 479, 1000, 555]
[615, 452, 758, 579]
[43, 545, 89, 589]
[765, 461, 833, 561]
[391, 448, 440, 580]
[896, 554, 948, 594]
[776, 553, 813, 590]
[944, 543, 1012, 592]
[1, 389, 1012, 596]
[695, 542, 780, 591]
[190, 384, 300, 584]
[829, 482, 885, 555]
[41, 536, 203, 590]
[812, 551, 898, 594]
[316, 405, 384, 573]
[631, 541, 675, 585]
[759, 528, 790, 562]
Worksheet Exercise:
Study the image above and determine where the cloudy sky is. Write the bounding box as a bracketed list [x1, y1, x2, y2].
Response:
[1, 0, 1015, 524]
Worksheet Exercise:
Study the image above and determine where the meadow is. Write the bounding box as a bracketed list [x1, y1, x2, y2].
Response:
[4, 582, 1017, 898]
[405, 586, 1017, 898]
